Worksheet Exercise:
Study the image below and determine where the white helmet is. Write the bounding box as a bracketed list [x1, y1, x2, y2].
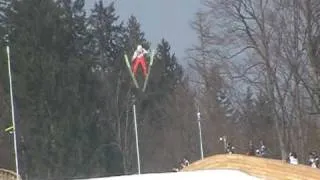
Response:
[137, 45, 143, 51]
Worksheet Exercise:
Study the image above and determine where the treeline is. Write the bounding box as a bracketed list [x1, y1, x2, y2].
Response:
[1, 0, 320, 179]
[187, 0, 320, 163]
[0, 0, 195, 179]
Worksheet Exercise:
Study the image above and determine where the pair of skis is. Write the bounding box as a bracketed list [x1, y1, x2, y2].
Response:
[124, 50, 155, 92]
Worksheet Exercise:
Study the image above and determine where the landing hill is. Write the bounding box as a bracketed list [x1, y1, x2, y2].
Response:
[182, 154, 320, 180]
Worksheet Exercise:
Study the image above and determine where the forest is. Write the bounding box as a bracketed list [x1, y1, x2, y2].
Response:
[0, 0, 320, 179]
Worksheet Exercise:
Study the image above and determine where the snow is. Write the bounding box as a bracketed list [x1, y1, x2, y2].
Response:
[74, 169, 261, 180]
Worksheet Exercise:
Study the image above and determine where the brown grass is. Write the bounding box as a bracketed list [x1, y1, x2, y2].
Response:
[182, 154, 320, 180]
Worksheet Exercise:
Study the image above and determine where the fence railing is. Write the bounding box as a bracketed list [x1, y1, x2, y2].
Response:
[0, 168, 19, 180]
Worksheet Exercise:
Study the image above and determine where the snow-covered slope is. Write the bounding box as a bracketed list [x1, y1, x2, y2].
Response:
[75, 169, 260, 180]
[75, 154, 320, 180]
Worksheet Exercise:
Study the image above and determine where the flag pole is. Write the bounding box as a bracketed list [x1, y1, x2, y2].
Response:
[132, 96, 140, 174]
[6, 41, 20, 178]
[197, 105, 204, 159]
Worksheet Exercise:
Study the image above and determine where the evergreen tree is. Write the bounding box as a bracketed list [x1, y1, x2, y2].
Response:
[86, 0, 126, 176]
[0, 0, 190, 177]
[151, 39, 183, 95]
[137, 39, 185, 171]
[119, 15, 150, 174]
[124, 15, 149, 54]
[5, 0, 67, 178]
[2, 0, 98, 178]
[140, 39, 183, 128]
[52, 0, 97, 177]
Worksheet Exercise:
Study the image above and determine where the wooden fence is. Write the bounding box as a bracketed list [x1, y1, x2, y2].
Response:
[182, 154, 320, 180]
[0, 168, 19, 180]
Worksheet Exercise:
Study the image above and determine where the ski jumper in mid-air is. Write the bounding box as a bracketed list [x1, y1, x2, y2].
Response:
[132, 45, 148, 77]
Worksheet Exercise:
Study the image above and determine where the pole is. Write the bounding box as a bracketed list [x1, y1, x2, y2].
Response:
[219, 135, 227, 152]
[223, 136, 227, 152]
[6, 44, 20, 178]
[132, 97, 141, 174]
[197, 105, 204, 160]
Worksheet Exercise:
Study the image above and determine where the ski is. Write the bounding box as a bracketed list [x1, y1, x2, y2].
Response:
[124, 54, 140, 89]
[142, 50, 155, 92]
[5, 125, 13, 134]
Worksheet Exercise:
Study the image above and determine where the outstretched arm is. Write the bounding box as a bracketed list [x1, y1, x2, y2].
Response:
[131, 51, 138, 62]
[142, 48, 148, 54]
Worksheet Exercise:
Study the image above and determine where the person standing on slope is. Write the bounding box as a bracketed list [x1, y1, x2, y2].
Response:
[288, 152, 299, 165]
[256, 140, 267, 157]
[131, 45, 148, 77]
[308, 152, 319, 168]
[226, 142, 235, 154]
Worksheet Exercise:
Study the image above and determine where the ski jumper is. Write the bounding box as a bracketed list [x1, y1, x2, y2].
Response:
[132, 45, 148, 77]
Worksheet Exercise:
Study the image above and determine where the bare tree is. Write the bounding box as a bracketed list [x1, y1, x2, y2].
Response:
[189, 0, 320, 160]
[301, 0, 320, 112]
[187, 9, 242, 156]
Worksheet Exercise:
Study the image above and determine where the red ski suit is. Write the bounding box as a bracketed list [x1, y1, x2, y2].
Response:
[132, 50, 148, 77]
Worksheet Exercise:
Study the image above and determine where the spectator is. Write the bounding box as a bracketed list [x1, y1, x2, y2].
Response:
[308, 152, 319, 168]
[182, 157, 190, 166]
[226, 142, 235, 154]
[288, 152, 298, 165]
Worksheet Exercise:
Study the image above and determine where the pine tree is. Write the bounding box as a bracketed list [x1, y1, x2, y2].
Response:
[5, 0, 68, 178]
[124, 15, 149, 54]
[130, 38, 185, 172]
[147, 39, 183, 102]
[86, 0, 126, 176]
[2, 0, 101, 178]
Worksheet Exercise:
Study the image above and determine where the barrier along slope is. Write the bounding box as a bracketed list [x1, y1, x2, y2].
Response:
[0, 168, 19, 180]
[182, 154, 320, 180]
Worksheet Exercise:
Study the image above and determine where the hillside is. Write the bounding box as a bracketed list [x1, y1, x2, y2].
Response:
[182, 154, 320, 180]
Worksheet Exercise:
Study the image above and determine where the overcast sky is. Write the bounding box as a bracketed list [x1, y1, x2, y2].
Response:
[85, 0, 202, 63]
